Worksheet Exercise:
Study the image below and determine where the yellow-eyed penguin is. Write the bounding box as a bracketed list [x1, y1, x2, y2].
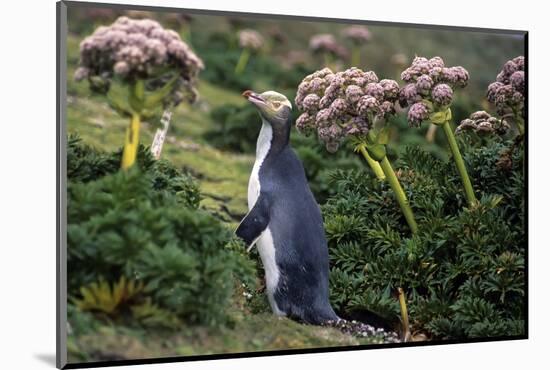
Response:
[236, 90, 338, 324]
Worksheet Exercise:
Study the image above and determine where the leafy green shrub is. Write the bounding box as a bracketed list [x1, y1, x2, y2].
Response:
[67, 136, 256, 328]
[67, 135, 201, 209]
[323, 138, 525, 339]
[74, 16, 203, 169]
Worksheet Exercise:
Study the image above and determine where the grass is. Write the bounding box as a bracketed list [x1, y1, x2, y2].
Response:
[68, 313, 377, 363]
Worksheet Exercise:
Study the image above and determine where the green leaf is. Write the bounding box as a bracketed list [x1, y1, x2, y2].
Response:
[143, 73, 180, 109]
[365, 144, 386, 161]
[106, 90, 131, 117]
[377, 127, 391, 145]
[128, 79, 145, 113]
[429, 108, 452, 125]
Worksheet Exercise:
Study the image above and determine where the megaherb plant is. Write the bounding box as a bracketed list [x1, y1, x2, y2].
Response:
[341, 25, 372, 67]
[234, 29, 265, 75]
[456, 111, 511, 136]
[487, 56, 525, 135]
[295, 56, 525, 340]
[75, 16, 203, 169]
[309, 34, 349, 70]
[295, 67, 418, 234]
[399, 56, 477, 206]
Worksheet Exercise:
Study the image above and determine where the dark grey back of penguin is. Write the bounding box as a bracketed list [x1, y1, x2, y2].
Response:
[236, 90, 338, 325]
[263, 146, 338, 324]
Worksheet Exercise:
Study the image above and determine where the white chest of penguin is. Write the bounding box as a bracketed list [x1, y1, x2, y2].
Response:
[247, 121, 284, 316]
[248, 121, 272, 208]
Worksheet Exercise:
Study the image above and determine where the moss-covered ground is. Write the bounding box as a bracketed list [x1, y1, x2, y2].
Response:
[68, 313, 377, 363]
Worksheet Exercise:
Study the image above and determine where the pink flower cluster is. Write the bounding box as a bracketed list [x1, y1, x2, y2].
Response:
[238, 29, 264, 51]
[399, 56, 469, 127]
[295, 67, 399, 152]
[75, 16, 203, 101]
[309, 34, 349, 60]
[487, 56, 525, 117]
[341, 25, 372, 44]
[456, 111, 510, 135]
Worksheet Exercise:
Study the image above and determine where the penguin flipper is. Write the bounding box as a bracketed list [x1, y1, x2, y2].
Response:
[236, 194, 270, 250]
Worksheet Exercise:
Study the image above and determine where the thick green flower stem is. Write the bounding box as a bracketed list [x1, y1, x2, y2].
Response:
[442, 121, 477, 206]
[121, 112, 141, 170]
[379, 157, 418, 233]
[359, 147, 386, 180]
[398, 287, 411, 342]
[234, 48, 251, 75]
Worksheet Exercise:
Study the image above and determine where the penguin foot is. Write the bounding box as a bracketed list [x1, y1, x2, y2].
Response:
[322, 318, 401, 344]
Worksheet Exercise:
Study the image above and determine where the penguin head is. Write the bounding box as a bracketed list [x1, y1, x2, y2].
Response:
[242, 90, 292, 126]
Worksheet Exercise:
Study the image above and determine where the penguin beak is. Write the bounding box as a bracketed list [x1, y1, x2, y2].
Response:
[242, 90, 268, 110]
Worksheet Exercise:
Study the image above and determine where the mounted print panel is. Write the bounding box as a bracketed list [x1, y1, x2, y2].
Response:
[57, 1, 527, 368]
